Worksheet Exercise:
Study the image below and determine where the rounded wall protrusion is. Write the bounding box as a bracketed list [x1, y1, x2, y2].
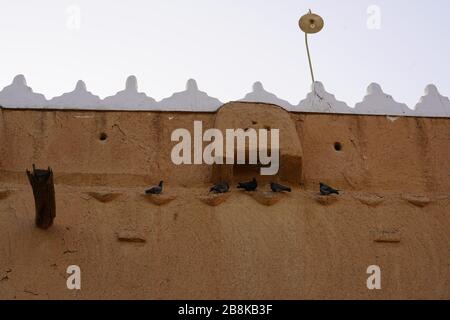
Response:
[314, 193, 339, 206]
[424, 84, 439, 96]
[402, 194, 431, 208]
[312, 81, 325, 94]
[86, 192, 121, 203]
[353, 193, 384, 207]
[75, 80, 87, 92]
[186, 79, 198, 91]
[125, 75, 138, 92]
[142, 194, 176, 206]
[248, 191, 286, 206]
[12, 74, 27, 86]
[253, 81, 264, 93]
[199, 193, 231, 206]
[367, 83, 383, 95]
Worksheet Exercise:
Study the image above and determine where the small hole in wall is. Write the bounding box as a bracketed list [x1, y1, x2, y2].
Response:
[252, 121, 258, 125]
[99, 133, 108, 142]
[334, 142, 343, 151]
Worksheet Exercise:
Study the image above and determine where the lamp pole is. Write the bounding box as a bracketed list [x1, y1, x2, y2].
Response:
[299, 9, 324, 85]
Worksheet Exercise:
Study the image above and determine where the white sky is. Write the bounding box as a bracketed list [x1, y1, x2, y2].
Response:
[0, 0, 449, 107]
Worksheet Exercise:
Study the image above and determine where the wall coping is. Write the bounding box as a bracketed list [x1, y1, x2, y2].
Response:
[0, 75, 449, 117]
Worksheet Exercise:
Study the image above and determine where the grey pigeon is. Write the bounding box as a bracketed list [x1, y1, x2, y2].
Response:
[270, 182, 292, 193]
[210, 182, 230, 194]
[320, 182, 339, 196]
[237, 178, 257, 192]
[145, 181, 163, 195]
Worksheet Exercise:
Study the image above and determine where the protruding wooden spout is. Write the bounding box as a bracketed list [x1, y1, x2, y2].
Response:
[26, 164, 56, 229]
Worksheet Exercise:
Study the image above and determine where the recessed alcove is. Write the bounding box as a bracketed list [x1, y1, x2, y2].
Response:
[212, 102, 303, 184]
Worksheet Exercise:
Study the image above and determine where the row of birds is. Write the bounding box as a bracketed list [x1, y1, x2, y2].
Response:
[145, 179, 340, 196]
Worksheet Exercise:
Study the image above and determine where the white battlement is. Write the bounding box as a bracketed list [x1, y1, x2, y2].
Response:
[0, 75, 449, 118]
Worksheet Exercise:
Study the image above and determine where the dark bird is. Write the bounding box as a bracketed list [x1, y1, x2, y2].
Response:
[320, 182, 339, 196]
[237, 178, 258, 192]
[210, 182, 230, 194]
[270, 182, 292, 193]
[145, 181, 163, 195]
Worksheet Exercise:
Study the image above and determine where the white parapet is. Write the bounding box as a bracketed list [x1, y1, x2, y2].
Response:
[295, 82, 353, 114]
[414, 84, 450, 117]
[48, 80, 102, 109]
[102, 76, 158, 110]
[0, 75, 449, 117]
[0, 75, 47, 108]
[158, 79, 223, 112]
[354, 83, 411, 116]
[240, 82, 293, 110]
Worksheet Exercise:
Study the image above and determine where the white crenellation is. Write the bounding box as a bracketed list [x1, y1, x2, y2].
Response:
[102, 76, 158, 110]
[49, 80, 102, 109]
[295, 82, 353, 114]
[0, 75, 449, 117]
[0, 75, 47, 108]
[240, 82, 293, 110]
[354, 83, 411, 116]
[158, 79, 223, 112]
[414, 84, 450, 117]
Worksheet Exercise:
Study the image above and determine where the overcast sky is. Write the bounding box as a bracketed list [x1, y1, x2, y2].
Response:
[0, 0, 449, 107]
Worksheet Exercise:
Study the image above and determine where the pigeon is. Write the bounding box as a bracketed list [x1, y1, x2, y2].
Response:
[210, 182, 230, 194]
[320, 182, 339, 196]
[270, 182, 292, 193]
[145, 181, 163, 195]
[237, 178, 258, 192]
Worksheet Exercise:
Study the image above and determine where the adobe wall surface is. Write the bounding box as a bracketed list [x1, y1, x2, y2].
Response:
[212, 102, 303, 184]
[0, 106, 449, 299]
[1, 107, 449, 193]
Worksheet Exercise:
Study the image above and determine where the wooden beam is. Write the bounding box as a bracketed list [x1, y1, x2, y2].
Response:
[26, 164, 56, 229]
